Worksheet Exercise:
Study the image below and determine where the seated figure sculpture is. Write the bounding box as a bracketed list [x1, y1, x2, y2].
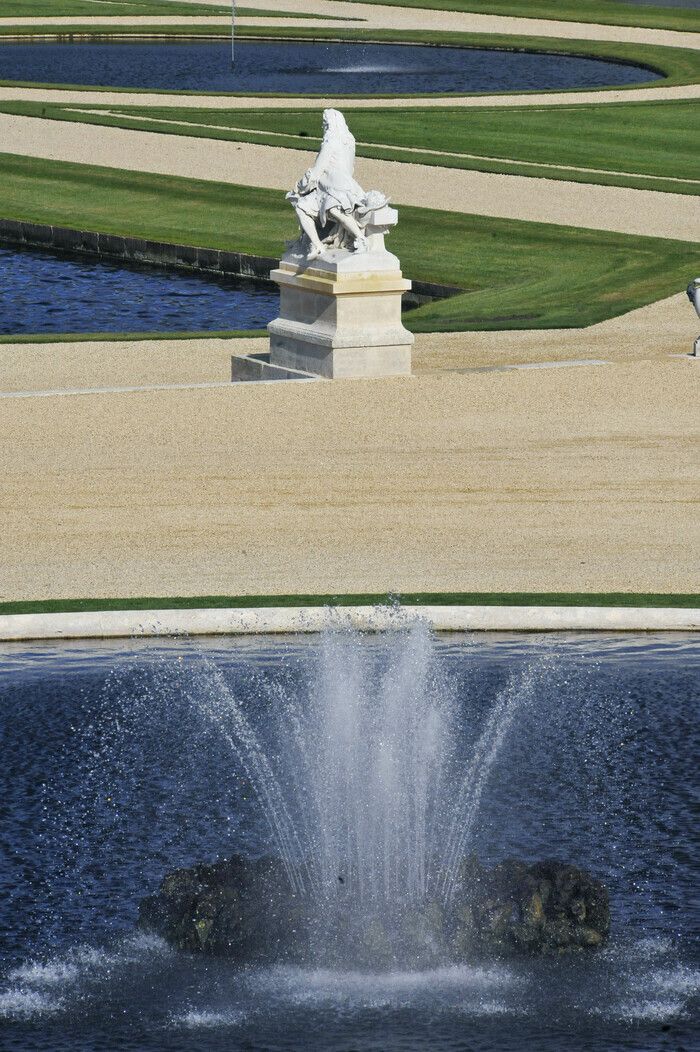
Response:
[286, 109, 388, 260]
[687, 277, 700, 356]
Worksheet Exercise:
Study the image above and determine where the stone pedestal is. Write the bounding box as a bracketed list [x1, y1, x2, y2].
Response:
[268, 245, 413, 379]
[231, 204, 413, 382]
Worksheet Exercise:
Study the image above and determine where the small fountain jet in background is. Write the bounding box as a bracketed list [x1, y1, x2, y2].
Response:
[231, 0, 236, 68]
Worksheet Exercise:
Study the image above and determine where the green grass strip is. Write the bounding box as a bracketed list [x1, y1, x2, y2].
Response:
[0, 593, 697, 616]
[1, 0, 697, 32]
[1, 0, 230, 14]
[1, 151, 698, 333]
[16, 97, 697, 197]
[321, 0, 700, 34]
[0, 1, 352, 16]
[0, 328, 266, 344]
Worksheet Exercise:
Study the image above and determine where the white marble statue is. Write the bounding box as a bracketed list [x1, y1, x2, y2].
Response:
[286, 109, 389, 260]
[687, 277, 700, 356]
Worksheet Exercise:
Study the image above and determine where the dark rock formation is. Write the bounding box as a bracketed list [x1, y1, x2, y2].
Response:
[453, 856, 610, 958]
[138, 855, 609, 965]
[138, 855, 311, 963]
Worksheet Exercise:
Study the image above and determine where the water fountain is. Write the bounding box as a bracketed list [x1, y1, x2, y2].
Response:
[138, 625, 609, 967]
[0, 627, 697, 1050]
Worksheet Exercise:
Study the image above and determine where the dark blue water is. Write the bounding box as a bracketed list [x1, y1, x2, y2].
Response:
[0, 631, 697, 1051]
[0, 39, 662, 94]
[0, 244, 278, 335]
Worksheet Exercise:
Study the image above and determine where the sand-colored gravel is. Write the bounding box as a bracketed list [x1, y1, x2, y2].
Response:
[2, 113, 698, 241]
[1, 2, 697, 602]
[4, 0, 696, 49]
[413, 294, 700, 372]
[1, 83, 698, 109]
[0, 336, 251, 392]
[0, 294, 695, 394]
[0, 355, 697, 601]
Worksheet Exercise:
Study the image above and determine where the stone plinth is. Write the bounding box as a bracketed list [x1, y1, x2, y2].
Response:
[267, 242, 413, 380]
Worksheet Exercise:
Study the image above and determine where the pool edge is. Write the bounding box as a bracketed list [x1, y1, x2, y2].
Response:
[0, 605, 698, 639]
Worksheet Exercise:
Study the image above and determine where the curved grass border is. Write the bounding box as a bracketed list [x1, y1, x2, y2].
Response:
[10, 96, 696, 198]
[0, 328, 266, 343]
[0, 27, 697, 96]
[1, 592, 698, 616]
[321, 0, 700, 35]
[2, 151, 698, 335]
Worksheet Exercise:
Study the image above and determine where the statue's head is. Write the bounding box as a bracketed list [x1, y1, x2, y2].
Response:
[322, 108, 350, 138]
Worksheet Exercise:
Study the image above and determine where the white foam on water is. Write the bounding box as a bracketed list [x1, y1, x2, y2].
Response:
[0, 932, 173, 1019]
[172, 1009, 247, 1028]
[629, 936, 675, 960]
[638, 965, 700, 999]
[249, 963, 516, 1010]
[615, 997, 686, 1022]
[0, 987, 63, 1019]
[8, 959, 79, 987]
[468, 999, 513, 1016]
[323, 66, 409, 74]
[600, 963, 700, 1022]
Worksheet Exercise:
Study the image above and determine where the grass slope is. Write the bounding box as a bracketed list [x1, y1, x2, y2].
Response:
[323, 0, 700, 34]
[0, 593, 697, 615]
[0, 152, 698, 333]
[0, 0, 230, 14]
[1, 0, 698, 31]
[10, 98, 696, 196]
[0, 328, 266, 344]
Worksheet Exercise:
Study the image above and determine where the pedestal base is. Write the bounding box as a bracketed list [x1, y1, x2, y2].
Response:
[266, 247, 414, 380]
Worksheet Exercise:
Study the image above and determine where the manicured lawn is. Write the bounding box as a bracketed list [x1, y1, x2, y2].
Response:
[1, 151, 698, 333]
[0, 0, 229, 14]
[1, 0, 698, 32]
[0, 593, 697, 615]
[323, 0, 700, 34]
[13, 98, 696, 196]
[0, 329, 266, 344]
[0, 9, 357, 29]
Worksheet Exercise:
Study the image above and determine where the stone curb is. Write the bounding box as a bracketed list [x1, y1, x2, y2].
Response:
[0, 605, 697, 641]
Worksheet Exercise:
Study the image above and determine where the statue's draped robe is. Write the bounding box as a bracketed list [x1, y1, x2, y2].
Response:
[289, 132, 365, 227]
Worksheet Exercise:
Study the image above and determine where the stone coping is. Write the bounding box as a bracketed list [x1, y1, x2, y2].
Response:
[0, 605, 697, 640]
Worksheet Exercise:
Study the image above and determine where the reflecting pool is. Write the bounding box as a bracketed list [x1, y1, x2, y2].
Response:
[0, 39, 662, 94]
[0, 629, 697, 1051]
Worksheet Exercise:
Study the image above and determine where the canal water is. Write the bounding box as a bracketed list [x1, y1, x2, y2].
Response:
[0, 244, 279, 335]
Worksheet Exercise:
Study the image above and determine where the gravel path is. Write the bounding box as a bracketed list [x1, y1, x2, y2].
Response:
[0, 1, 697, 602]
[1, 0, 698, 46]
[0, 293, 694, 394]
[1, 355, 696, 600]
[1, 84, 698, 109]
[2, 112, 697, 241]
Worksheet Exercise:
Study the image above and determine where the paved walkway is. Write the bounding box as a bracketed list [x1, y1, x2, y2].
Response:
[1, 356, 696, 600]
[1, 293, 693, 395]
[6, 0, 697, 48]
[1, 112, 697, 240]
[1, 82, 698, 109]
